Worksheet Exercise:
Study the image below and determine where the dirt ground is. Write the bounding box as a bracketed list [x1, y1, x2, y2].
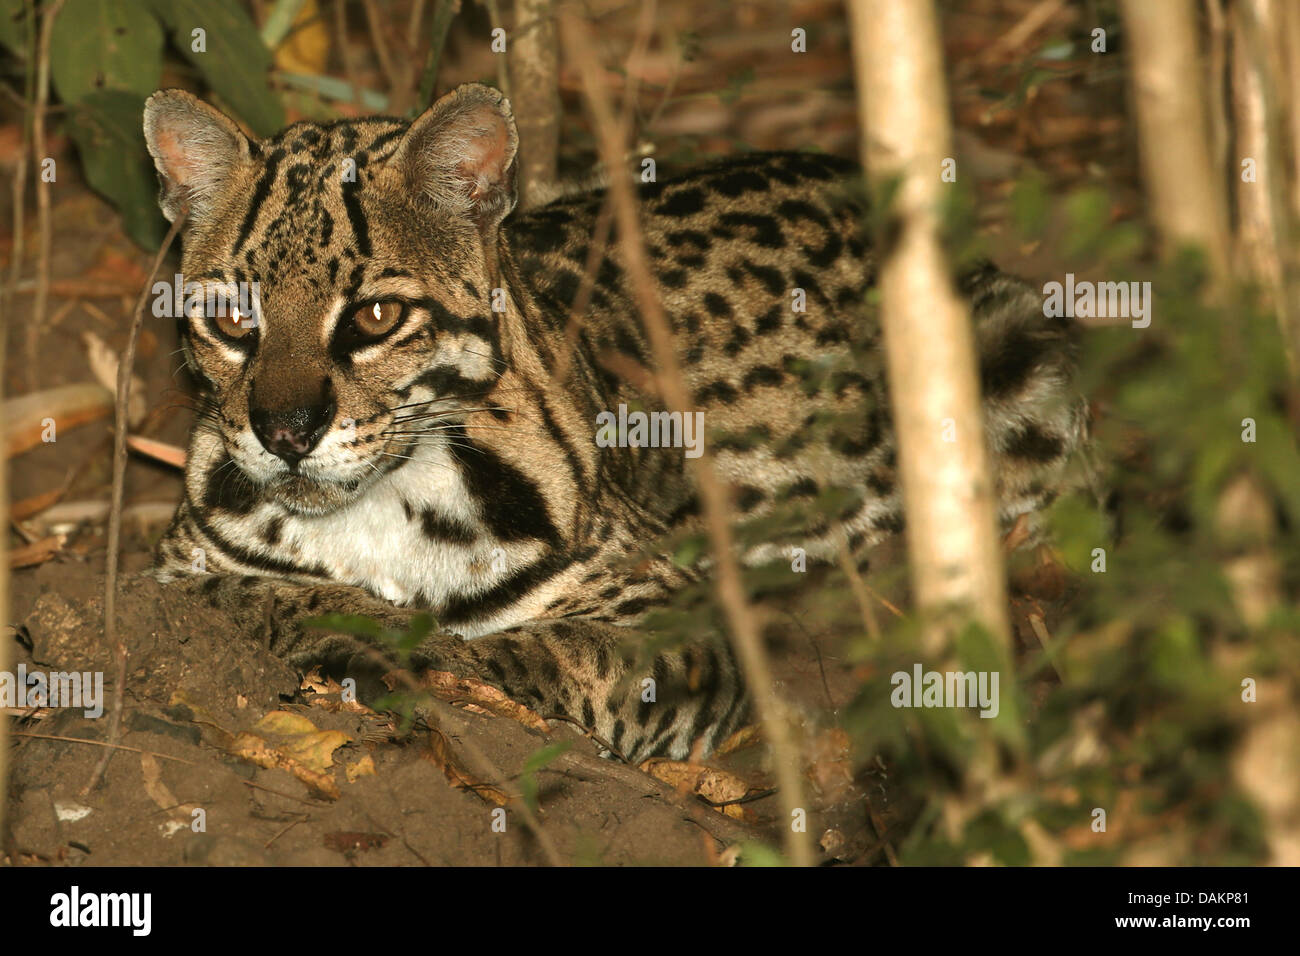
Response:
[7, 536, 897, 866]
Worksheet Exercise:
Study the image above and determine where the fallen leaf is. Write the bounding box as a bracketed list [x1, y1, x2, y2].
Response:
[640, 758, 760, 821]
[301, 668, 378, 715]
[346, 754, 376, 782]
[140, 753, 198, 837]
[715, 724, 761, 755]
[230, 732, 341, 801]
[420, 729, 509, 806]
[126, 435, 185, 468]
[415, 670, 551, 733]
[226, 710, 352, 800]
[250, 710, 351, 774]
[4, 384, 113, 457]
[9, 534, 66, 569]
[83, 331, 145, 427]
[805, 727, 854, 802]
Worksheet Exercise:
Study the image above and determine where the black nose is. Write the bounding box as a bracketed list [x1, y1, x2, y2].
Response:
[250, 402, 335, 465]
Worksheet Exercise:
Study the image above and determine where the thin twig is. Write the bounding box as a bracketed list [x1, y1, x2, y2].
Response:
[561, 4, 812, 866]
[14, 732, 195, 764]
[333, 0, 364, 112]
[0, 0, 38, 848]
[837, 538, 882, 641]
[81, 212, 187, 797]
[28, 0, 65, 392]
[360, 0, 404, 105]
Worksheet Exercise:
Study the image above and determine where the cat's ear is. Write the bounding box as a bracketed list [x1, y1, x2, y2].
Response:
[393, 83, 518, 229]
[143, 89, 254, 223]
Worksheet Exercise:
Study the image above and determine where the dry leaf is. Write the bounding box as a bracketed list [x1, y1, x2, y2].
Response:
[640, 758, 759, 821]
[4, 383, 113, 457]
[420, 729, 510, 806]
[250, 710, 351, 774]
[274, 0, 330, 74]
[301, 669, 378, 715]
[9, 534, 66, 569]
[805, 727, 854, 802]
[227, 710, 352, 800]
[83, 331, 145, 427]
[140, 753, 199, 837]
[715, 724, 761, 755]
[415, 670, 551, 733]
[346, 754, 376, 782]
[230, 732, 341, 801]
[126, 435, 186, 468]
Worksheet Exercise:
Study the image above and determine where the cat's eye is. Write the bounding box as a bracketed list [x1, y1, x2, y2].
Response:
[213, 305, 257, 340]
[349, 301, 404, 340]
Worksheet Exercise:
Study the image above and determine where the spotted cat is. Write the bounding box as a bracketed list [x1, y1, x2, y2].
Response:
[142, 83, 1084, 762]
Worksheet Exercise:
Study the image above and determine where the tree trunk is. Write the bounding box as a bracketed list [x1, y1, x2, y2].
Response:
[1119, 0, 1231, 279]
[846, 0, 1010, 654]
[509, 0, 560, 208]
[1231, 0, 1300, 375]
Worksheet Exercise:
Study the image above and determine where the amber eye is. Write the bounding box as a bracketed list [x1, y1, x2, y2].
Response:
[352, 301, 404, 339]
[213, 305, 257, 339]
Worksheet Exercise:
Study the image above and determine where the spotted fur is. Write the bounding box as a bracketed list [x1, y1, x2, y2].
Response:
[143, 83, 1084, 762]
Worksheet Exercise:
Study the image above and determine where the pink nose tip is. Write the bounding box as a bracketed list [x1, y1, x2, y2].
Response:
[250, 403, 335, 464]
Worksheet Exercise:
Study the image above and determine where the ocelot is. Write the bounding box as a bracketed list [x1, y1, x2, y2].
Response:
[142, 82, 1085, 762]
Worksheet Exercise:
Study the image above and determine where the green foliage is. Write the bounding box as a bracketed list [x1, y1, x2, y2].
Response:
[148, 0, 284, 137]
[0, 0, 31, 56]
[4, 0, 287, 249]
[836, 174, 1297, 865]
[50, 0, 163, 104]
[517, 742, 572, 813]
[66, 89, 167, 248]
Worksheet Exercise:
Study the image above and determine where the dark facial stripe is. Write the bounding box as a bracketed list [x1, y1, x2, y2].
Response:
[233, 150, 284, 258]
[341, 175, 371, 256]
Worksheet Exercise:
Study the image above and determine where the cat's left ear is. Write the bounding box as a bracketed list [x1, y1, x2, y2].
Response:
[392, 83, 518, 230]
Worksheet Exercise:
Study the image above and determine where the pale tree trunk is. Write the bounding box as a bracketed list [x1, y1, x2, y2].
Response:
[1119, 0, 1231, 279]
[1282, 0, 1300, 221]
[0, 404, 9, 845]
[509, 0, 560, 208]
[1232, 0, 1300, 376]
[846, 0, 1010, 655]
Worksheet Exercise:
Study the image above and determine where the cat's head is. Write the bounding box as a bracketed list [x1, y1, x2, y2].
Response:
[144, 83, 518, 515]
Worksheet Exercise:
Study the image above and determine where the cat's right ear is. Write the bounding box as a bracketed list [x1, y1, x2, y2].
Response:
[143, 89, 253, 223]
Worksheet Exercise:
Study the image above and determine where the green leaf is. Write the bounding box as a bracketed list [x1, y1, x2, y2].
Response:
[518, 741, 571, 812]
[0, 0, 32, 57]
[50, 0, 163, 104]
[64, 90, 166, 250]
[394, 612, 436, 652]
[149, 0, 284, 137]
[737, 841, 787, 867]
